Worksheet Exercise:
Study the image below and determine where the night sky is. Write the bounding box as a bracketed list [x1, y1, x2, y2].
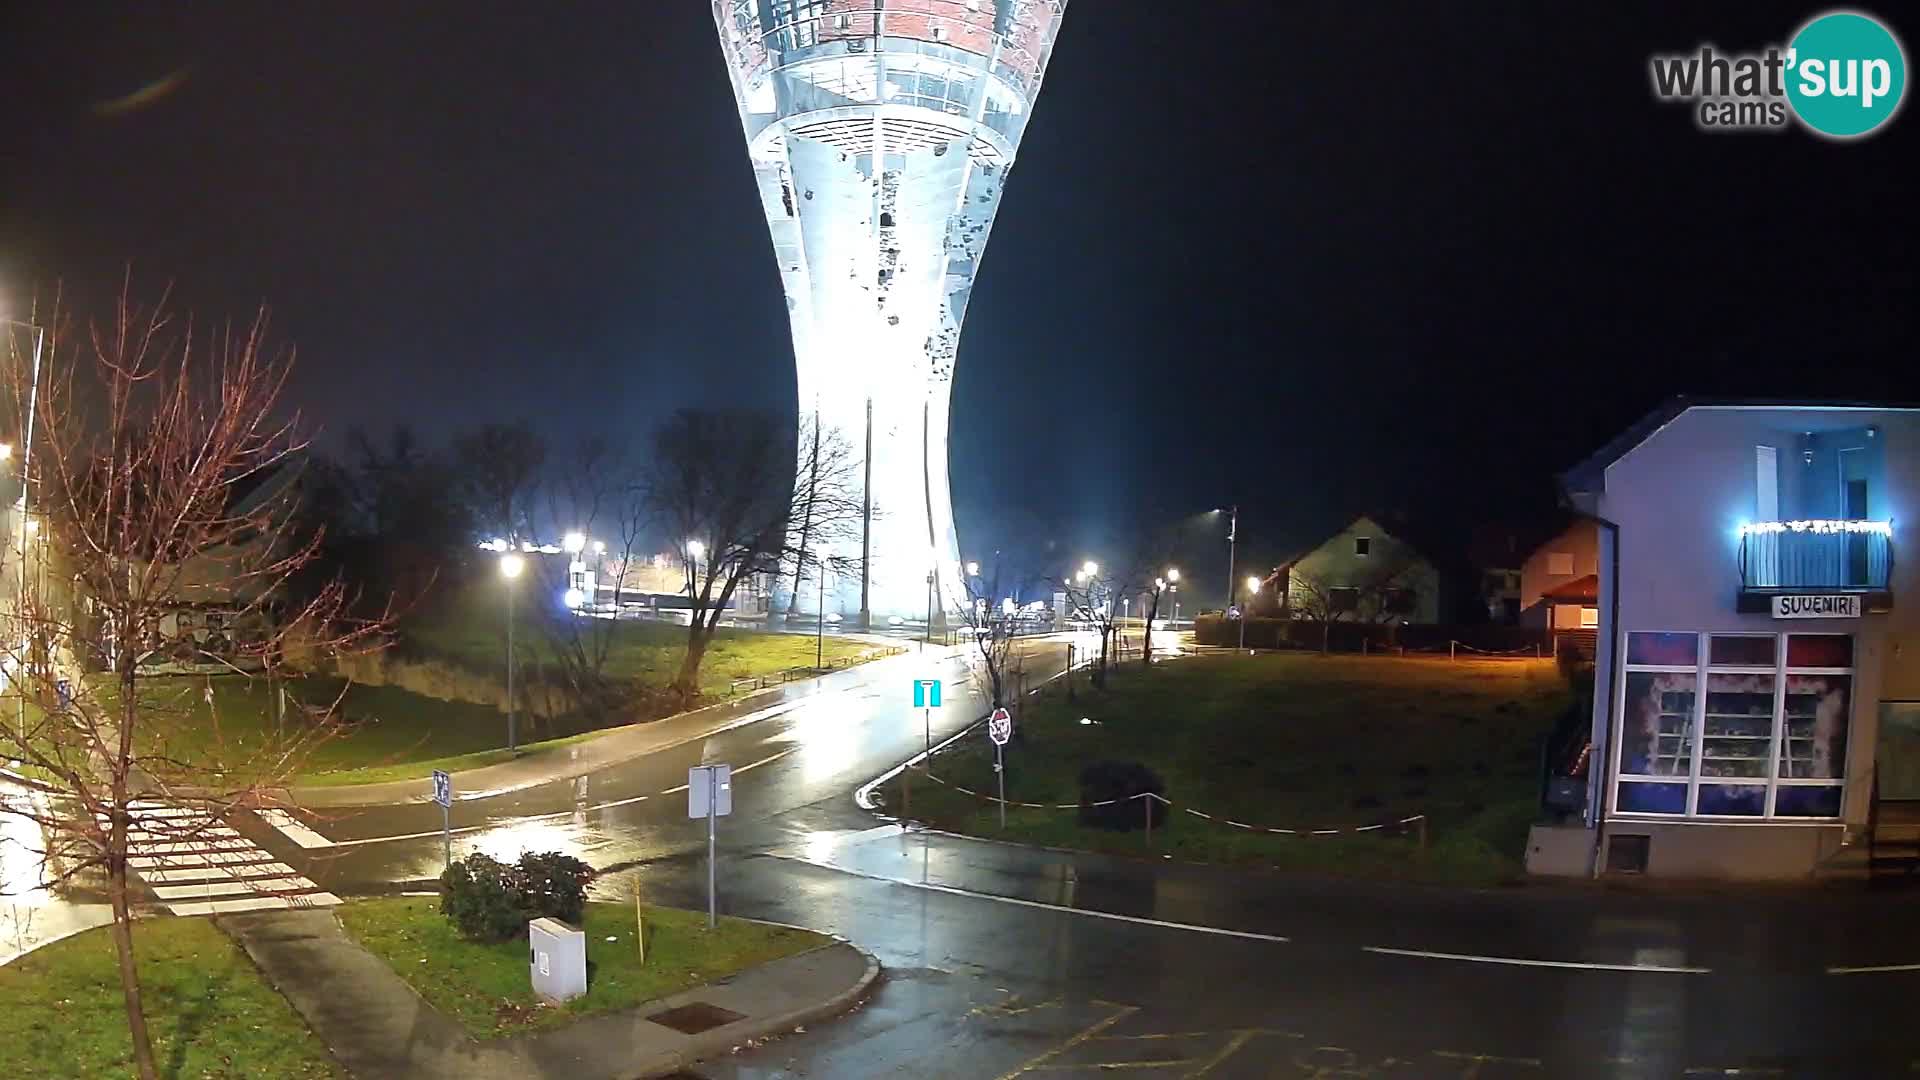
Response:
[3, 3, 1914, 598]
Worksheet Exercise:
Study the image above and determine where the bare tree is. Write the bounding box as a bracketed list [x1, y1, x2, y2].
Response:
[1056, 565, 1120, 688]
[945, 558, 1024, 710]
[453, 421, 546, 543]
[1283, 556, 1424, 652]
[0, 287, 385, 1080]
[642, 409, 860, 701]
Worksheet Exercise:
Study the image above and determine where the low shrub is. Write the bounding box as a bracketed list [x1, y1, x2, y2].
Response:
[516, 851, 593, 924]
[440, 854, 526, 943]
[438, 850, 597, 942]
[1077, 760, 1167, 832]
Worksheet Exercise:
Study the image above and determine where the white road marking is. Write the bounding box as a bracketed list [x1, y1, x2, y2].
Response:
[768, 854, 1290, 944]
[1825, 962, 1920, 975]
[150, 875, 313, 900]
[259, 809, 335, 849]
[1363, 945, 1709, 974]
[115, 800, 340, 915]
[733, 747, 798, 775]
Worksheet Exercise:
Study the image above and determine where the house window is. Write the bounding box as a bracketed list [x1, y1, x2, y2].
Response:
[1354, 537, 1371, 557]
[1547, 552, 1574, 576]
[1580, 606, 1599, 629]
[1613, 631, 1852, 820]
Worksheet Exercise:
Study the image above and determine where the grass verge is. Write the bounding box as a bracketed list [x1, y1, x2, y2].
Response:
[336, 897, 828, 1038]
[0, 917, 338, 1079]
[881, 652, 1569, 886]
[404, 592, 882, 699]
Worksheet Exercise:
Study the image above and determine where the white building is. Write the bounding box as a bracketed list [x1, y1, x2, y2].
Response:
[710, 1, 1069, 626]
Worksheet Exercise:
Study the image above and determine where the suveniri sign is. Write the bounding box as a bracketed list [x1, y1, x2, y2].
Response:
[1772, 594, 1862, 619]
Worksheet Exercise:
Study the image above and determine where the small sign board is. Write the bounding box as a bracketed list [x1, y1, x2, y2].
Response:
[431, 770, 452, 809]
[1772, 594, 1861, 619]
[913, 678, 943, 709]
[688, 764, 733, 819]
[988, 707, 1013, 746]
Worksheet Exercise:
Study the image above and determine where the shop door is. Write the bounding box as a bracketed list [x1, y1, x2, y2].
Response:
[1876, 702, 1920, 801]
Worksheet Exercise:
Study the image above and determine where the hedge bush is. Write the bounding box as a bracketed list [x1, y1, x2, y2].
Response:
[438, 850, 596, 943]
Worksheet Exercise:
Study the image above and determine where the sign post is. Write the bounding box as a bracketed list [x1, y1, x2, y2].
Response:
[688, 764, 732, 929]
[988, 707, 1013, 828]
[913, 678, 942, 777]
[431, 769, 453, 871]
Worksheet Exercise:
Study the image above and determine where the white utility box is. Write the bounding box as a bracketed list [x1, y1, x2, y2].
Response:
[528, 917, 586, 1003]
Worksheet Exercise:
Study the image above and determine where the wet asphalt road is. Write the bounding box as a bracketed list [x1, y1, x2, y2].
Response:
[232, 635, 1920, 1079]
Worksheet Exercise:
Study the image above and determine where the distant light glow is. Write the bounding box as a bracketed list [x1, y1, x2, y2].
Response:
[1738, 519, 1893, 537]
[1166, 567, 1180, 583]
[478, 537, 509, 552]
[563, 588, 585, 609]
[1083, 561, 1099, 576]
[1246, 575, 1262, 593]
[500, 553, 525, 580]
[592, 541, 607, 555]
[563, 531, 586, 554]
[686, 540, 706, 559]
[966, 562, 980, 577]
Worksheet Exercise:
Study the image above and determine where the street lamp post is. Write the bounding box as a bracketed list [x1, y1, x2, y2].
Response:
[500, 553, 525, 751]
[1220, 505, 1239, 620]
[4, 317, 45, 738]
[815, 561, 829, 670]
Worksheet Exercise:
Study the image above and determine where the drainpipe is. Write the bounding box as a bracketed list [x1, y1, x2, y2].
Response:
[1586, 514, 1623, 879]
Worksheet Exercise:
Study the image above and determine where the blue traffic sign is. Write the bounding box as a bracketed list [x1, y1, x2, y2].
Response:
[912, 679, 942, 709]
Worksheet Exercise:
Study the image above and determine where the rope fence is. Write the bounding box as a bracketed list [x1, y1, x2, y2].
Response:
[912, 769, 1430, 848]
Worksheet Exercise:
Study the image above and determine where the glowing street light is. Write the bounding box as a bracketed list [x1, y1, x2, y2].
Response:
[1239, 574, 1261, 652]
[966, 561, 980, 577]
[1166, 567, 1180, 583]
[500, 553, 525, 751]
[1082, 560, 1099, 577]
[562, 531, 586, 555]
[686, 539, 705, 560]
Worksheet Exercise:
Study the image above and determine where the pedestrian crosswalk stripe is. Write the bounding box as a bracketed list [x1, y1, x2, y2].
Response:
[113, 801, 339, 915]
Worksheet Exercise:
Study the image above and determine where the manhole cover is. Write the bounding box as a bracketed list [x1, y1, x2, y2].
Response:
[647, 1002, 747, 1034]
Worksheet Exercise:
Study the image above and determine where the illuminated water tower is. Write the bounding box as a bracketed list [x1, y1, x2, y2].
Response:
[710, 1, 1069, 628]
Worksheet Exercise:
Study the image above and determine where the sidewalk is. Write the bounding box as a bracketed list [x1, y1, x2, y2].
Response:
[219, 908, 879, 1079]
[293, 644, 957, 808]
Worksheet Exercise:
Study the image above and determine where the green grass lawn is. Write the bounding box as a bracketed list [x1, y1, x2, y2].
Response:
[403, 590, 883, 698]
[337, 897, 827, 1038]
[0, 917, 338, 1079]
[883, 652, 1571, 886]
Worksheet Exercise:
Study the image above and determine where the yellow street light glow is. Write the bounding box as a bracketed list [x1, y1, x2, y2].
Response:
[500, 553, 525, 580]
[1246, 575, 1261, 593]
[1166, 567, 1179, 582]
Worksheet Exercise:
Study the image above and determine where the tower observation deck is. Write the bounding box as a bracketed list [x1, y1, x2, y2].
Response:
[711, 1, 1069, 626]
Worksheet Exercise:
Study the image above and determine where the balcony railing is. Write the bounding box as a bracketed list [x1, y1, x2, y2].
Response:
[1738, 520, 1893, 592]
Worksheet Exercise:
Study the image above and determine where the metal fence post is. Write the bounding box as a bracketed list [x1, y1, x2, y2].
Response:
[1143, 793, 1153, 848]
[1417, 817, 1429, 850]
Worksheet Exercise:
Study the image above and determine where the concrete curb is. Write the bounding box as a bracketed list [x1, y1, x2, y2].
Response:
[633, 943, 883, 1079]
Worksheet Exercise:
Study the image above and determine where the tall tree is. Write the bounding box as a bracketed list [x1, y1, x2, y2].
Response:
[0, 286, 384, 1080]
[642, 409, 860, 700]
[453, 421, 546, 543]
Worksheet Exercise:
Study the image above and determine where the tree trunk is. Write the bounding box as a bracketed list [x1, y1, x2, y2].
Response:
[108, 660, 159, 1079]
[674, 625, 710, 701]
[107, 853, 159, 1080]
